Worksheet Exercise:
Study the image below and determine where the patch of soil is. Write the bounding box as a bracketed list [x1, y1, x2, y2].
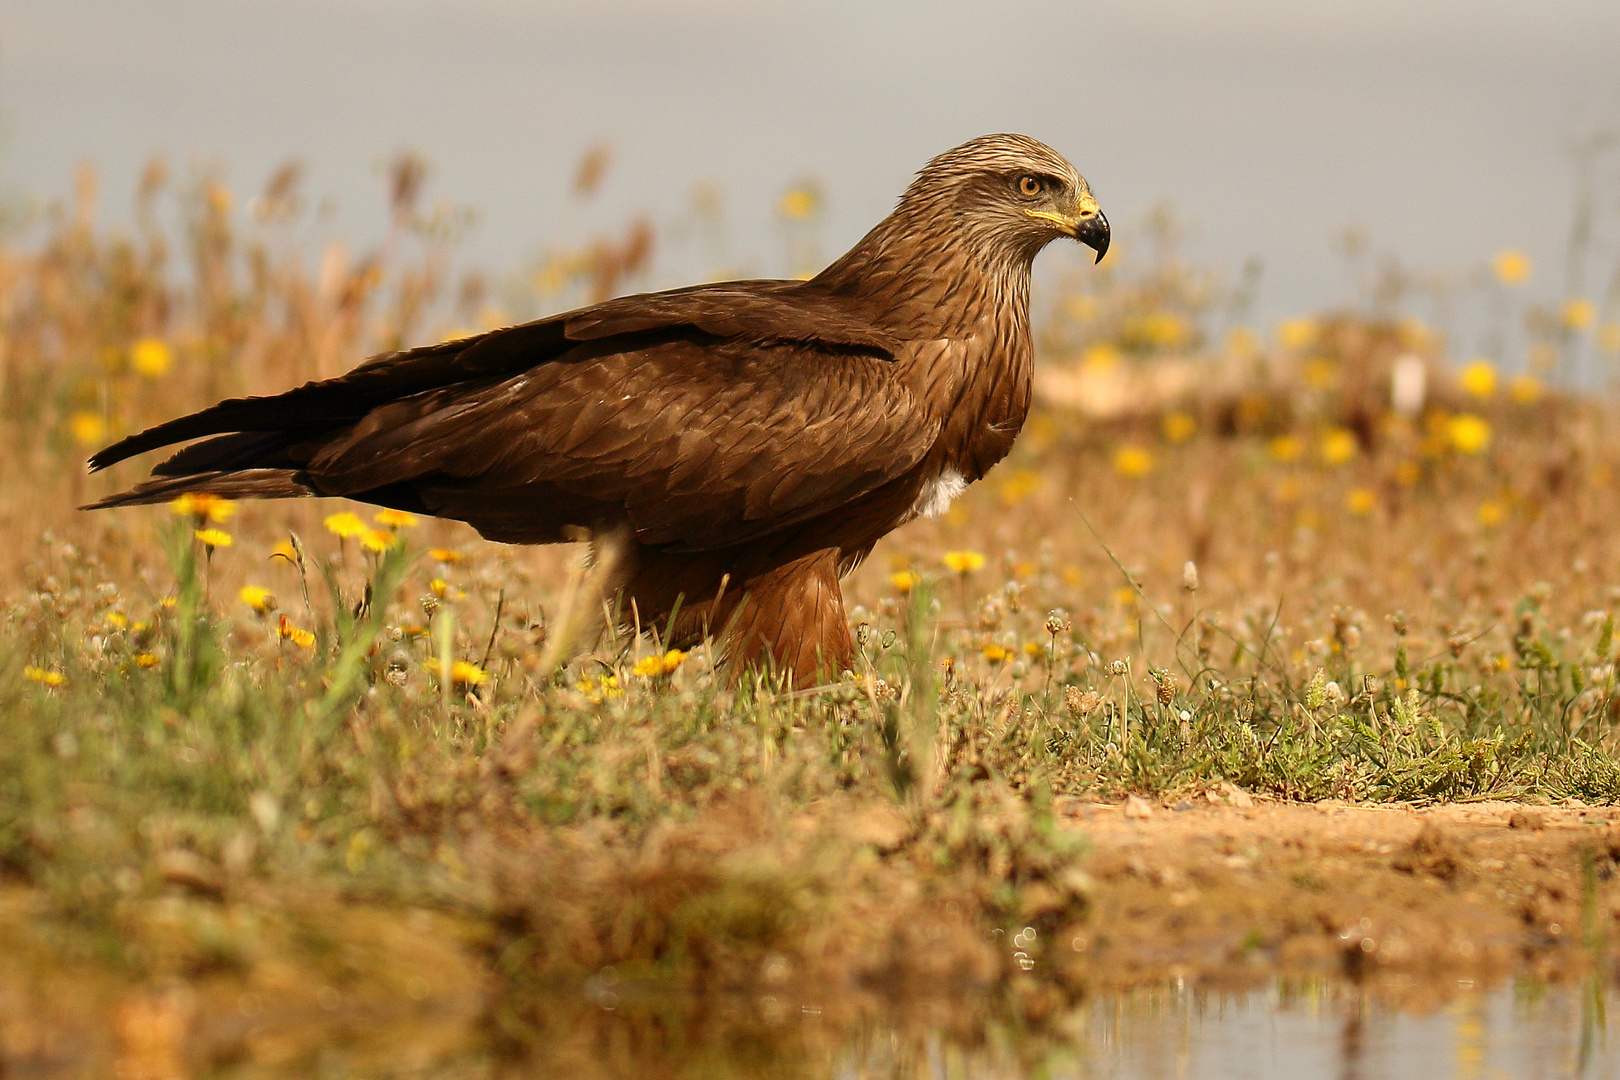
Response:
[1054, 797, 1620, 999]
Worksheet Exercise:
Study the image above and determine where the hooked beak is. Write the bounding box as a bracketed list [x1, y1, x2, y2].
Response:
[1075, 208, 1109, 264]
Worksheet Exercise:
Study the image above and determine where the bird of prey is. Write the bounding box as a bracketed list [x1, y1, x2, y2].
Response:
[87, 134, 1108, 686]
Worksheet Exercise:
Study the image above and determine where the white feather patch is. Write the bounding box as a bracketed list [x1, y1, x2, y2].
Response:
[912, 468, 967, 519]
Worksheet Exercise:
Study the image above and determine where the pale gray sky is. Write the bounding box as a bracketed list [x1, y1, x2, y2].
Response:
[3, 0, 1618, 333]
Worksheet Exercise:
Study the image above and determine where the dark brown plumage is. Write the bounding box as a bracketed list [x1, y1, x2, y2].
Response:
[86, 134, 1108, 686]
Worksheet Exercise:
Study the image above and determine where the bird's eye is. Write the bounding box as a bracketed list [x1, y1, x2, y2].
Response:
[1017, 175, 1042, 197]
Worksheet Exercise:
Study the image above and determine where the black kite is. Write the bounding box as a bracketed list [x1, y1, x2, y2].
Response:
[87, 134, 1109, 686]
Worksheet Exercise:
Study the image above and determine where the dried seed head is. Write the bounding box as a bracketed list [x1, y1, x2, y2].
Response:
[1045, 609, 1071, 636]
[1305, 668, 1327, 710]
[1181, 560, 1199, 592]
[1064, 686, 1102, 717]
[1107, 659, 1129, 677]
[1149, 667, 1176, 706]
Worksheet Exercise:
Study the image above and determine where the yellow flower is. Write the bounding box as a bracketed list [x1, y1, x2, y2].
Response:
[1320, 428, 1357, 466]
[134, 653, 160, 668]
[1446, 414, 1491, 455]
[374, 508, 418, 529]
[1023, 641, 1044, 658]
[942, 550, 986, 574]
[1268, 435, 1302, 463]
[69, 411, 107, 447]
[1081, 342, 1121, 370]
[449, 660, 487, 686]
[194, 528, 233, 548]
[1302, 358, 1338, 389]
[324, 512, 366, 538]
[1345, 488, 1377, 516]
[277, 616, 316, 649]
[999, 468, 1040, 505]
[171, 492, 236, 523]
[24, 666, 65, 687]
[1477, 501, 1505, 527]
[575, 674, 622, 702]
[1508, 375, 1542, 405]
[427, 548, 464, 564]
[360, 529, 397, 553]
[106, 611, 128, 630]
[130, 338, 173, 378]
[1394, 460, 1422, 486]
[1225, 326, 1260, 359]
[239, 585, 275, 613]
[430, 577, 449, 598]
[269, 538, 299, 563]
[890, 570, 920, 594]
[632, 649, 687, 678]
[1113, 445, 1154, 478]
[1161, 411, 1196, 444]
[1561, 298, 1595, 331]
[1276, 317, 1316, 351]
[982, 643, 1009, 663]
[1600, 323, 1620, 354]
[778, 186, 820, 220]
[1491, 250, 1532, 286]
[1458, 360, 1497, 399]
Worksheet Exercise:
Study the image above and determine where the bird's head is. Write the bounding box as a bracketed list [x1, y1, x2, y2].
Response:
[903, 133, 1109, 267]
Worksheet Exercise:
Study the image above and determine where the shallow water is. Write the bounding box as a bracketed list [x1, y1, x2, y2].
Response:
[1063, 980, 1611, 1080]
[248, 977, 1614, 1080]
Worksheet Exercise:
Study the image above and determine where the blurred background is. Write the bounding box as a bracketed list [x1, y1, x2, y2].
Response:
[4, 0, 1619, 336]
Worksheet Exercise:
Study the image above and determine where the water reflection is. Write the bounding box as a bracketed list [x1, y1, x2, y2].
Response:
[134, 976, 1614, 1078]
[483, 979, 1616, 1080]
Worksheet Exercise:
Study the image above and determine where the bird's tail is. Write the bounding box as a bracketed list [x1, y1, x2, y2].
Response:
[80, 469, 316, 511]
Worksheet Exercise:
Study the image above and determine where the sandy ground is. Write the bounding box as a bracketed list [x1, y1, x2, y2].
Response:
[1054, 796, 1620, 1000]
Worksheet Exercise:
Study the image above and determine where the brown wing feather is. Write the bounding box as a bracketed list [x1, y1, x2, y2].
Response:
[299, 336, 935, 551]
[88, 280, 894, 474]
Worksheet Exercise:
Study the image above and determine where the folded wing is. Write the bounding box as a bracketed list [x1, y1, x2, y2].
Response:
[87, 282, 935, 552]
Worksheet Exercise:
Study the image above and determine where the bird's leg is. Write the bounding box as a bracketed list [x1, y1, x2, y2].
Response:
[723, 549, 855, 688]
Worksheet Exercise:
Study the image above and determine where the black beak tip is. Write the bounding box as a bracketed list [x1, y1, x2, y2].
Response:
[1082, 210, 1111, 264]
